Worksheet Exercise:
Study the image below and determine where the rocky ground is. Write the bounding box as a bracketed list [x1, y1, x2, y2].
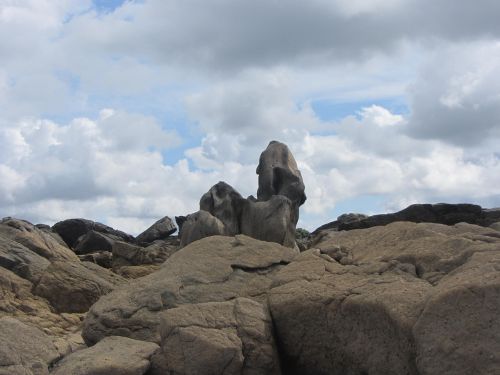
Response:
[1, 142, 499, 375]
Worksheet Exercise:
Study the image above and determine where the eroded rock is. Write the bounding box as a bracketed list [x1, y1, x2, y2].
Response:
[136, 216, 176, 245]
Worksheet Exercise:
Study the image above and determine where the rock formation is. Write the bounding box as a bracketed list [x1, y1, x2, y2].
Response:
[180, 141, 306, 248]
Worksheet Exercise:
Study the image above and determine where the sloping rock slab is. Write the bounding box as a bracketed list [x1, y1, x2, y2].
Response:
[0, 316, 59, 375]
[82, 235, 297, 345]
[50, 336, 158, 375]
[74, 230, 118, 255]
[136, 216, 177, 245]
[33, 261, 125, 313]
[150, 298, 280, 375]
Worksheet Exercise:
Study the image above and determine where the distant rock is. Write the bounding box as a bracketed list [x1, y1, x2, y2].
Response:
[150, 298, 281, 375]
[135, 216, 177, 245]
[52, 218, 134, 249]
[50, 336, 159, 375]
[179, 210, 229, 247]
[0, 316, 60, 375]
[112, 240, 178, 269]
[312, 212, 368, 233]
[73, 230, 119, 255]
[78, 251, 112, 269]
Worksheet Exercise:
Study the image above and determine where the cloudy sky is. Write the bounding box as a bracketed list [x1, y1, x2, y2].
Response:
[1, 0, 500, 234]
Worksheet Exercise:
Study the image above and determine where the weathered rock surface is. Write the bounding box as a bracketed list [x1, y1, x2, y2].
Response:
[112, 240, 178, 270]
[179, 210, 229, 248]
[33, 261, 125, 313]
[0, 218, 78, 262]
[78, 251, 112, 269]
[312, 212, 369, 233]
[0, 316, 60, 375]
[82, 235, 297, 345]
[73, 230, 118, 255]
[50, 336, 159, 375]
[135, 216, 177, 245]
[150, 298, 280, 375]
[52, 218, 134, 249]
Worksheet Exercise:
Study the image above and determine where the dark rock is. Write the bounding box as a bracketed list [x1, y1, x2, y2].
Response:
[112, 240, 178, 269]
[52, 218, 134, 249]
[33, 261, 125, 313]
[312, 212, 369, 233]
[174, 216, 187, 234]
[50, 336, 159, 375]
[73, 230, 118, 255]
[78, 251, 113, 269]
[135, 216, 177, 245]
[179, 210, 228, 248]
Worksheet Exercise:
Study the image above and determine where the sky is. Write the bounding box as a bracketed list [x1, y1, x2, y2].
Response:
[1, 0, 500, 234]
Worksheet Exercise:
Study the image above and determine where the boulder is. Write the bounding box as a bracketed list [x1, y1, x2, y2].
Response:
[179, 210, 229, 248]
[199, 181, 245, 235]
[112, 240, 178, 269]
[135, 216, 177, 245]
[78, 251, 113, 269]
[150, 298, 280, 375]
[50, 336, 159, 375]
[0, 235, 50, 283]
[52, 218, 134, 249]
[0, 316, 60, 375]
[73, 230, 118, 255]
[33, 261, 125, 313]
[490, 221, 500, 231]
[240, 195, 297, 248]
[256, 140, 306, 208]
[312, 212, 369, 233]
[82, 235, 297, 345]
[0, 218, 78, 262]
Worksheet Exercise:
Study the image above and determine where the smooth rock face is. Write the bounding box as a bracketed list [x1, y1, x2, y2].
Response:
[52, 218, 134, 249]
[135, 216, 177, 245]
[50, 336, 159, 375]
[82, 235, 297, 345]
[73, 230, 117, 255]
[240, 195, 296, 248]
[179, 210, 229, 248]
[33, 261, 125, 313]
[0, 316, 59, 375]
[256, 140, 306, 208]
[151, 298, 280, 375]
[0, 218, 77, 262]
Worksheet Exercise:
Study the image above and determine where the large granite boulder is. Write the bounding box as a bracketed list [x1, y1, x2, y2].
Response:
[135, 216, 177, 245]
[73, 230, 119, 255]
[112, 240, 178, 269]
[33, 261, 125, 313]
[52, 218, 134, 249]
[82, 235, 297, 345]
[179, 210, 229, 248]
[150, 298, 281, 375]
[0, 218, 77, 262]
[0, 316, 60, 375]
[50, 336, 159, 375]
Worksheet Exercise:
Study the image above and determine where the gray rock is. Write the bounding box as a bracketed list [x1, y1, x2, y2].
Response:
[82, 235, 297, 345]
[200, 181, 245, 236]
[78, 251, 113, 268]
[74, 230, 118, 255]
[135, 216, 176, 245]
[490, 221, 500, 231]
[150, 298, 280, 375]
[112, 240, 178, 269]
[0, 316, 59, 375]
[312, 212, 369, 233]
[179, 210, 229, 248]
[50, 336, 159, 375]
[33, 261, 125, 313]
[240, 195, 296, 248]
[256, 140, 306, 208]
[52, 218, 134, 249]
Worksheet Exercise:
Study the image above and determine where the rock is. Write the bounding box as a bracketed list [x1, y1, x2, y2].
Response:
[35, 224, 68, 247]
[256, 140, 306, 208]
[312, 212, 369, 233]
[175, 215, 187, 234]
[112, 240, 178, 270]
[0, 235, 50, 283]
[0, 316, 59, 375]
[489, 221, 500, 231]
[179, 210, 229, 248]
[413, 250, 500, 375]
[52, 218, 134, 249]
[135, 216, 177, 245]
[240, 195, 297, 248]
[0, 218, 78, 262]
[150, 298, 280, 375]
[73, 231, 118, 255]
[116, 265, 160, 279]
[483, 207, 500, 226]
[33, 261, 125, 313]
[78, 251, 113, 269]
[199, 181, 245, 236]
[50, 336, 159, 375]
[82, 235, 297, 345]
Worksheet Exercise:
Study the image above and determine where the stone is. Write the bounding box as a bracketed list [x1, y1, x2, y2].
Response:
[490, 221, 500, 231]
[312, 212, 369, 233]
[78, 251, 113, 269]
[240, 195, 297, 248]
[112, 240, 178, 270]
[82, 235, 297, 345]
[33, 261, 125, 313]
[256, 140, 306, 208]
[116, 265, 160, 279]
[0, 218, 78, 262]
[52, 218, 134, 249]
[0, 316, 59, 375]
[135, 216, 177, 245]
[73, 230, 118, 255]
[0, 235, 50, 283]
[50, 336, 159, 375]
[150, 298, 280, 375]
[179, 210, 229, 248]
[199, 181, 245, 235]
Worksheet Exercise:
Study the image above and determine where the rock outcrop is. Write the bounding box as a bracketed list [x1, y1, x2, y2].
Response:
[180, 141, 306, 248]
[135, 216, 177, 245]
